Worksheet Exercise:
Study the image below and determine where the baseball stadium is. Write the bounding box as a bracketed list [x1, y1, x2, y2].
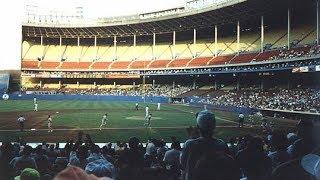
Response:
[5, 0, 320, 141]
[0, 0, 319, 179]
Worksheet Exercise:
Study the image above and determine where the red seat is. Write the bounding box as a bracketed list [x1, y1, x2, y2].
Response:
[253, 50, 280, 61]
[21, 60, 39, 69]
[109, 61, 130, 69]
[148, 60, 171, 68]
[188, 57, 212, 67]
[130, 60, 151, 69]
[40, 61, 60, 69]
[91, 62, 112, 69]
[167, 58, 190, 68]
[207, 55, 234, 65]
[61, 62, 91, 69]
[230, 53, 259, 64]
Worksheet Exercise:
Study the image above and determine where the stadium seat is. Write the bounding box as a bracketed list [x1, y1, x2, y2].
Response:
[230, 53, 259, 64]
[21, 60, 39, 69]
[40, 61, 60, 69]
[129, 60, 152, 69]
[148, 60, 171, 68]
[167, 58, 190, 68]
[60, 62, 91, 69]
[91, 62, 112, 69]
[109, 61, 130, 69]
[187, 57, 213, 67]
[207, 55, 234, 65]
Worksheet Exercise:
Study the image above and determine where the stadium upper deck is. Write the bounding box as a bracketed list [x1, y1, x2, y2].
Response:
[21, 0, 319, 72]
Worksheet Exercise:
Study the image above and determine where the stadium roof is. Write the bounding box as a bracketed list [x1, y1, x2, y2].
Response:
[22, 0, 291, 38]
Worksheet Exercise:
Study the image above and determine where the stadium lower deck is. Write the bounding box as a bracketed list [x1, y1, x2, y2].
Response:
[0, 100, 297, 142]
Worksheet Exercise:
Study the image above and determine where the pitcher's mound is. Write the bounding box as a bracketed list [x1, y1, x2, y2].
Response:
[126, 116, 162, 120]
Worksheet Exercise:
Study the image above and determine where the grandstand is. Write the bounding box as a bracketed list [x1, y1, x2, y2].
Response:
[0, 0, 319, 179]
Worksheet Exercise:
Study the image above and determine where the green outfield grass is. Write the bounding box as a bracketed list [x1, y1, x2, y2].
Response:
[0, 100, 296, 142]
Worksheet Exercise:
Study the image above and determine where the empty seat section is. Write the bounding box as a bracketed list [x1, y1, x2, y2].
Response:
[61, 62, 91, 69]
[168, 58, 190, 67]
[188, 57, 212, 67]
[231, 53, 259, 64]
[21, 61, 39, 69]
[91, 62, 112, 69]
[148, 60, 171, 68]
[253, 50, 280, 61]
[207, 55, 234, 65]
[40, 61, 60, 69]
[130, 60, 152, 69]
[110, 61, 130, 69]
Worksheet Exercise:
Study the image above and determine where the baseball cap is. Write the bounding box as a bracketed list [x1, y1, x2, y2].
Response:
[85, 159, 115, 178]
[196, 110, 216, 130]
[15, 168, 40, 180]
[301, 154, 320, 178]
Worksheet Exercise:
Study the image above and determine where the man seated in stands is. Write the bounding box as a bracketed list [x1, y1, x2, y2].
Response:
[180, 110, 228, 180]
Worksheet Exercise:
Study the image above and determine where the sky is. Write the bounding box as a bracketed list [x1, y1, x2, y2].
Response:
[0, 0, 186, 70]
[25, 0, 185, 18]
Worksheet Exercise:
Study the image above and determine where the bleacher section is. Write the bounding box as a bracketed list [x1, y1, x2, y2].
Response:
[21, 26, 317, 70]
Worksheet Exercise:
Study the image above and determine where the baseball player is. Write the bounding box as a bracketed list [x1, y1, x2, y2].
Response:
[99, 113, 108, 130]
[17, 115, 26, 132]
[144, 113, 152, 127]
[34, 103, 38, 112]
[47, 115, 53, 132]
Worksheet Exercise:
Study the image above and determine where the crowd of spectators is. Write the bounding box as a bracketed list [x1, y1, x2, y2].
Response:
[27, 84, 195, 98]
[0, 110, 319, 180]
[194, 87, 320, 113]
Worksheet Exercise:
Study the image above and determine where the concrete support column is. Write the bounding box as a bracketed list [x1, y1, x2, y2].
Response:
[317, 0, 319, 45]
[59, 36, 62, 46]
[237, 21, 240, 53]
[94, 36, 97, 47]
[193, 29, 197, 45]
[113, 36, 117, 60]
[287, 8, 291, 50]
[40, 36, 43, 46]
[153, 33, 156, 59]
[214, 25, 218, 57]
[77, 37, 80, 47]
[173, 31, 176, 58]
[261, 16, 264, 52]
[133, 34, 136, 47]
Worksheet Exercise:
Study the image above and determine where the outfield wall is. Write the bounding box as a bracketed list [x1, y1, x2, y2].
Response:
[7, 93, 168, 103]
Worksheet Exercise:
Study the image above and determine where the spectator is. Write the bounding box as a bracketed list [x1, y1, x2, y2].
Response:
[268, 130, 290, 168]
[236, 136, 272, 180]
[180, 110, 228, 180]
[272, 119, 320, 180]
[10, 145, 37, 175]
[85, 159, 115, 178]
[54, 166, 113, 180]
[33, 145, 50, 176]
[15, 168, 40, 180]
[191, 152, 239, 180]
[287, 119, 317, 159]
